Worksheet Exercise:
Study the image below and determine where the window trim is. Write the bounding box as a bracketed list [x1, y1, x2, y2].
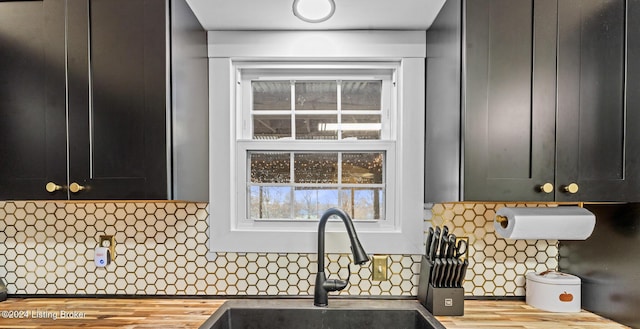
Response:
[208, 31, 425, 255]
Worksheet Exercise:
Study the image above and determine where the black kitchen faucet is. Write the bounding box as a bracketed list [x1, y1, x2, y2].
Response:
[314, 208, 370, 307]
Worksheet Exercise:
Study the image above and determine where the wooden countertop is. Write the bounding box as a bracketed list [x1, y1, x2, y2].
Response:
[0, 298, 225, 329]
[437, 300, 630, 329]
[0, 297, 629, 328]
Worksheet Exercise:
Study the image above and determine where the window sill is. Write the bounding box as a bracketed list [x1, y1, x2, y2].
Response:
[207, 222, 425, 255]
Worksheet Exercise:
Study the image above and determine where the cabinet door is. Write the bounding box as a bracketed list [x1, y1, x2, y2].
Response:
[556, 0, 635, 201]
[0, 0, 67, 200]
[464, 0, 557, 201]
[67, 0, 167, 199]
[625, 0, 640, 201]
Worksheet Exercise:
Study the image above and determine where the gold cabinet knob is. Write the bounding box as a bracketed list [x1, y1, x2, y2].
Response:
[562, 183, 579, 194]
[45, 182, 63, 193]
[538, 183, 554, 194]
[69, 182, 85, 193]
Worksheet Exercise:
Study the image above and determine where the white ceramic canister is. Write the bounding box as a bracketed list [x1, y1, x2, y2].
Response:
[526, 270, 581, 312]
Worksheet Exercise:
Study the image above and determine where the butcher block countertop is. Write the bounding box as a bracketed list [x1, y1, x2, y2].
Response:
[0, 297, 629, 329]
[436, 300, 630, 329]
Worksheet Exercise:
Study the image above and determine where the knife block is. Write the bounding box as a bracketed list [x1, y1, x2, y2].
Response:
[426, 284, 464, 316]
[417, 255, 464, 316]
[416, 255, 432, 306]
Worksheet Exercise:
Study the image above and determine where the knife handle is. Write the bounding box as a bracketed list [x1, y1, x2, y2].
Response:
[433, 227, 441, 257]
[442, 259, 451, 288]
[453, 259, 463, 288]
[458, 260, 469, 288]
[425, 227, 434, 256]
[428, 259, 436, 285]
[429, 236, 438, 261]
[439, 238, 447, 259]
[448, 259, 457, 288]
[432, 259, 442, 287]
[438, 260, 448, 288]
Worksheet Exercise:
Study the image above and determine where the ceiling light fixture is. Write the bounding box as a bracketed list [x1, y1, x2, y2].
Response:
[293, 0, 336, 23]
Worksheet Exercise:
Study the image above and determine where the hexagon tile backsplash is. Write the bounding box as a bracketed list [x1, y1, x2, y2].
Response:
[429, 203, 558, 296]
[0, 201, 557, 297]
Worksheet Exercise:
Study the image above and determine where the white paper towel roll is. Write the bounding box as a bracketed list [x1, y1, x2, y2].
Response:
[494, 206, 596, 240]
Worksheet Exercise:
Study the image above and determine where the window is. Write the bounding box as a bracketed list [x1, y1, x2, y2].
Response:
[236, 65, 395, 224]
[208, 31, 425, 254]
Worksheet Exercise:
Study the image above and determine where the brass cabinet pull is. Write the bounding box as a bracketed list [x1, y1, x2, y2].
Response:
[45, 182, 63, 193]
[538, 183, 554, 194]
[562, 183, 579, 194]
[69, 182, 85, 193]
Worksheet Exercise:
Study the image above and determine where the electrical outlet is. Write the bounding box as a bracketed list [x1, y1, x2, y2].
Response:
[99, 235, 116, 262]
[372, 255, 388, 281]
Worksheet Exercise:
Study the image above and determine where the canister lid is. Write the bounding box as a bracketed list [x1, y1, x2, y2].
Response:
[526, 270, 581, 285]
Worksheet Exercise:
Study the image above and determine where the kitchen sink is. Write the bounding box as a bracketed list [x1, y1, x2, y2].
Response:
[199, 299, 445, 329]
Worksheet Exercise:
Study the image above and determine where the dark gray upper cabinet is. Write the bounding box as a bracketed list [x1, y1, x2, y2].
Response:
[426, 0, 640, 202]
[0, 0, 68, 200]
[66, 0, 168, 200]
[556, 0, 639, 202]
[0, 0, 171, 200]
[463, 0, 557, 201]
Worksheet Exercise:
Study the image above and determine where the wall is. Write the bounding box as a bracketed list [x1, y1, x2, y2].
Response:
[560, 203, 640, 328]
[171, 0, 209, 201]
[0, 201, 556, 296]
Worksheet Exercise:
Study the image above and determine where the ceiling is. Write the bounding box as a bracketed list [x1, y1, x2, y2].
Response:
[184, 0, 446, 31]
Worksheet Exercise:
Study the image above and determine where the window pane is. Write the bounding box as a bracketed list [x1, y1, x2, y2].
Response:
[253, 81, 291, 111]
[341, 115, 382, 140]
[342, 152, 384, 184]
[249, 186, 292, 219]
[354, 188, 384, 220]
[294, 187, 339, 219]
[253, 115, 292, 139]
[250, 152, 290, 183]
[295, 114, 338, 140]
[295, 81, 337, 111]
[342, 81, 382, 111]
[341, 188, 384, 220]
[338, 189, 353, 213]
[294, 153, 338, 184]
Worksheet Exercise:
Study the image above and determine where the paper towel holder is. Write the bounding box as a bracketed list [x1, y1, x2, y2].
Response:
[495, 203, 585, 230]
[493, 204, 595, 241]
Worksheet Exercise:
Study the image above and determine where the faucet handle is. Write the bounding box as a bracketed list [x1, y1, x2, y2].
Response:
[322, 279, 348, 292]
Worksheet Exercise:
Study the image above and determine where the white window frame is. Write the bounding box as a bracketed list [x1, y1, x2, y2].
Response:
[236, 63, 396, 229]
[208, 31, 425, 255]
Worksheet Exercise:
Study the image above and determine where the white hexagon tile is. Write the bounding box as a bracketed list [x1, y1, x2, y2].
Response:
[0, 201, 557, 297]
[429, 203, 559, 296]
